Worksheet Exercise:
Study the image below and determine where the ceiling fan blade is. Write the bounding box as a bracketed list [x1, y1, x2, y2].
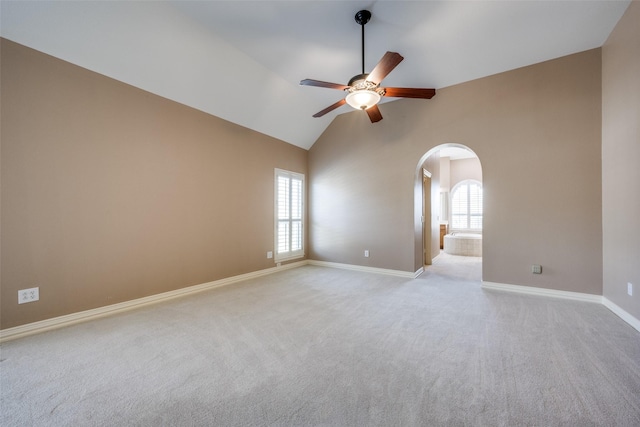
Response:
[383, 87, 436, 99]
[366, 52, 404, 85]
[300, 79, 349, 91]
[366, 105, 383, 123]
[312, 98, 347, 118]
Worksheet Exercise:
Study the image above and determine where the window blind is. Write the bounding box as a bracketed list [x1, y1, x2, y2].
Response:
[451, 181, 483, 230]
[275, 169, 304, 261]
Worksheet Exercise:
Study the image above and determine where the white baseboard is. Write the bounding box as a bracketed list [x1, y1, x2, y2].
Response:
[4, 262, 636, 342]
[307, 260, 418, 279]
[602, 298, 640, 333]
[0, 260, 306, 343]
[482, 281, 603, 304]
[482, 281, 640, 333]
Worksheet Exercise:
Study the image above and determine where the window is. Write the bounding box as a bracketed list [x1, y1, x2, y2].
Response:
[450, 180, 482, 230]
[275, 169, 304, 261]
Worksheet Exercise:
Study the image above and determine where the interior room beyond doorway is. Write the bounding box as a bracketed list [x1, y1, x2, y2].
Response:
[423, 145, 483, 271]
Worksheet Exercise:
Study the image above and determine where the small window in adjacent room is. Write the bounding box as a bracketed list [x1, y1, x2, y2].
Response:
[275, 169, 304, 262]
[450, 180, 483, 230]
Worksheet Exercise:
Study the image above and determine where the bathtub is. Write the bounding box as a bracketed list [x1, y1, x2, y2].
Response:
[443, 233, 482, 257]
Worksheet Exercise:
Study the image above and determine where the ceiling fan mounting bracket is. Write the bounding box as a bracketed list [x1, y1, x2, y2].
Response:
[354, 10, 371, 26]
[355, 10, 372, 74]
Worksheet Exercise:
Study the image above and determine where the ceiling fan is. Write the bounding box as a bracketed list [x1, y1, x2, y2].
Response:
[300, 9, 436, 123]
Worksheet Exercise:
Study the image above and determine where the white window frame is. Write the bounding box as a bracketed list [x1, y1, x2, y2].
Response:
[274, 169, 304, 262]
[449, 179, 483, 232]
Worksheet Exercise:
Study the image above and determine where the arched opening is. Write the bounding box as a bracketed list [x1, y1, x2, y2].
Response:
[415, 143, 483, 275]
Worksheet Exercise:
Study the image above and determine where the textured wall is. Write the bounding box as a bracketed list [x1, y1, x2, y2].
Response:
[309, 48, 603, 294]
[602, 1, 640, 320]
[1, 39, 308, 329]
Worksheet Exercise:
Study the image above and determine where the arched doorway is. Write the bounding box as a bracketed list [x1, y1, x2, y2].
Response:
[415, 143, 482, 269]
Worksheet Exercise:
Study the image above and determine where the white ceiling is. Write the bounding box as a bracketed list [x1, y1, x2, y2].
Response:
[1, 1, 630, 150]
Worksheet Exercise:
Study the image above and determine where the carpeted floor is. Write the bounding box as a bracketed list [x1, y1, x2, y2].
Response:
[1, 254, 639, 426]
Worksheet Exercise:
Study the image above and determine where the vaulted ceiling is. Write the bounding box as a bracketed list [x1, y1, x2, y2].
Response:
[1, 1, 630, 150]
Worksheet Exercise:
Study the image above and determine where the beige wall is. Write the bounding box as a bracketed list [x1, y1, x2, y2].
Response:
[602, 1, 640, 320]
[439, 157, 451, 192]
[1, 39, 308, 329]
[450, 158, 482, 189]
[309, 48, 603, 294]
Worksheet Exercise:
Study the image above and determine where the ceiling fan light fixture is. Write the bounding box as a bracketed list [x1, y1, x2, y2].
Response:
[345, 89, 381, 110]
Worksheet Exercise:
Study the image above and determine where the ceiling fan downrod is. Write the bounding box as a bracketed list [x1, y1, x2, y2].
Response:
[354, 10, 371, 75]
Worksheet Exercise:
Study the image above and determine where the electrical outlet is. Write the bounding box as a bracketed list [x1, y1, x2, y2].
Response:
[364, 250, 370, 257]
[267, 251, 273, 259]
[532, 265, 542, 274]
[629, 282, 633, 296]
[18, 287, 39, 304]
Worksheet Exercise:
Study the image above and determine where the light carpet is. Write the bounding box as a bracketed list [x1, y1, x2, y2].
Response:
[1, 254, 639, 426]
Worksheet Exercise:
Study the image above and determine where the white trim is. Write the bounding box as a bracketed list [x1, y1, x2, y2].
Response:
[307, 260, 417, 279]
[602, 298, 640, 333]
[4, 262, 637, 342]
[481, 281, 603, 304]
[482, 282, 640, 332]
[0, 261, 306, 343]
